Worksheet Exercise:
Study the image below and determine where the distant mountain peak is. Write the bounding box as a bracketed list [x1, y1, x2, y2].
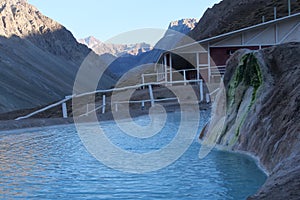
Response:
[0, 0, 63, 38]
[4, 0, 27, 4]
[80, 36, 103, 48]
[168, 18, 198, 34]
[78, 36, 153, 57]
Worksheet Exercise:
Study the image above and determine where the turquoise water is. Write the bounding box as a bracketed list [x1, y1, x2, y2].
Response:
[0, 112, 266, 199]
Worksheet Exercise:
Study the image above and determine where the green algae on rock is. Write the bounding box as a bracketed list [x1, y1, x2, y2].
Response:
[202, 43, 300, 200]
[227, 53, 263, 139]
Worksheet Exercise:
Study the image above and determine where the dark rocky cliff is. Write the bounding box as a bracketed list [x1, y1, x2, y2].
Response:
[0, 0, 116, 113]
[187, 0, 300, 42]
[202, 43, 300, 199]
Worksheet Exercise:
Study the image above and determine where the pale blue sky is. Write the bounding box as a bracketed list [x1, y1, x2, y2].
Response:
[28, 0, 220, 44]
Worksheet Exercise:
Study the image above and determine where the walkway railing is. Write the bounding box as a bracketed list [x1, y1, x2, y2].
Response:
[15, 79, 216, 121]
[142, 66, 226, 86]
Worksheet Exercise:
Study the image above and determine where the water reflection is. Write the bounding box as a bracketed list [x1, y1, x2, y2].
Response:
[0, 113, 266, 199]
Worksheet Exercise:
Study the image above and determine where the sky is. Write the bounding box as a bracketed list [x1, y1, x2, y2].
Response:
[28, 0, 221, 44]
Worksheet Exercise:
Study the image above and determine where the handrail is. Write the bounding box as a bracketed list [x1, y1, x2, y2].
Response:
[114, 97, 178, 105]
[15, 96, 73, 121]
[143, 65, 227, 78]
[210, 88, 220, 96]
[76, 80, 202, 98]
[15, 80, 204, 121]
[79, 104, 104, 117]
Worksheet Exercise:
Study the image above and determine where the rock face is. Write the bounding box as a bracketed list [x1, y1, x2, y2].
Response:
[203, 43, 300, 199]
[0, 0, 89, 62]
[78, 36, 153, 57]
[0, 0, 115, 113]
[187, 0, 300, 42]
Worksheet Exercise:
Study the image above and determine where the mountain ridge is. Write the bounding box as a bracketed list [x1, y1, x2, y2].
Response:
[168, 18, 198, 35]
[78, 36, 153, 57]
[0, 0, 115, 113]
[187, 0, 300, 42]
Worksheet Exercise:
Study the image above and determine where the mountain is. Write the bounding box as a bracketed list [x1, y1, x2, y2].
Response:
[92, 19, 197, 77]
[0, 0, 115, 113]
[78, 36, 153, 57]
[79, 18, 197, 58]
[168, 18, 198, 35]
[187, 0, 300, 42]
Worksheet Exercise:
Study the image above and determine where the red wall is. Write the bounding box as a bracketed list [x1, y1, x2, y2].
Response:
[210, 46, 261, 66]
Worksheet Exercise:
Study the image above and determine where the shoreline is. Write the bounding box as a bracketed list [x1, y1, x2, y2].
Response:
[214, 144, 270, 176]
[198, 142, 269, 178]
[0, 102, 211, 132]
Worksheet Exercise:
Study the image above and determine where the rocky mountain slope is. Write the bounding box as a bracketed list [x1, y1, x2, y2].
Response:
[202, 43, 300, 199]
[78, 36, 153, 57]
[0, 0, 115, 113]
[186, 0, 300, 42]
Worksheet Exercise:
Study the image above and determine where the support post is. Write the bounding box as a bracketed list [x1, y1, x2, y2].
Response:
[208, 43, 211, 83]
[115, 103, 118, 112]
[275, 24, 279, 44]
[148, 85, 155, 107]
[288, 0, 291, 16]
[169, 53, 173, 85]
[86, 104, 89, 116]
[142, 74, 145, 89]
[164, 54, 168, 83]
[241, 33, 245, 45]
[206, 93, 211, 104]
[200, 79, 204, 102]
[274, 7, 277, 20]
[102, 94, 106, 114]
[183, 70, 187, 86]
[162, 61, 164, 81]
[62, 102, 68, 118]
[141, 101, 145, 110]
[196, 52, 200, 81]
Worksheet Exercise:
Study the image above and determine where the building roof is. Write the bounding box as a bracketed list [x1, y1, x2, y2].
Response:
[172, 12, 300, 51]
